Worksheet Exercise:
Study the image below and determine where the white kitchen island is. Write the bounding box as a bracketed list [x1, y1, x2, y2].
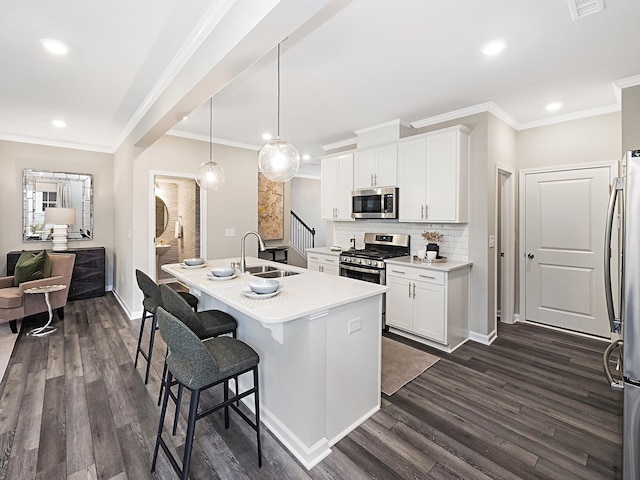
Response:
[162, 257, 387, 469]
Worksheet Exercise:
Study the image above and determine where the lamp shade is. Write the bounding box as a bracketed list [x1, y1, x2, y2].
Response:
[45, 207, 76, 225]
[195, 161, 225, 190]
[257, 138, 300, 183]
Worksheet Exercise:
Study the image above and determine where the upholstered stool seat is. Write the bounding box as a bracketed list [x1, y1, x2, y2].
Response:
[135, 269, 200, 384]
[152, 307, 261, 479]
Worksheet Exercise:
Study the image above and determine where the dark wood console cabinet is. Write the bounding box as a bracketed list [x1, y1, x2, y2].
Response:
[7, 247, 106, 301]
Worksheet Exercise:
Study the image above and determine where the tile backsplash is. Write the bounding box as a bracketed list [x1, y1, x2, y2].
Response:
[333, 221, 469, 261]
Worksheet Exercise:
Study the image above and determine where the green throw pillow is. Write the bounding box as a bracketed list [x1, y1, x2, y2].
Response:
[42, 250, 52, 278]
[13, 250, 51, 286]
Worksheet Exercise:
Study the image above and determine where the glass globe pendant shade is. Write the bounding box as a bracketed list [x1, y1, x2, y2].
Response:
[258, 138, 300, 183]
[195, 161, 225, 190]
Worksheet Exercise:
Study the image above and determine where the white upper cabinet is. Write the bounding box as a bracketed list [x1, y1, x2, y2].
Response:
[397, 125, 470, 223]
[321, 152, 354, 221]
[354, 143, 398, 189]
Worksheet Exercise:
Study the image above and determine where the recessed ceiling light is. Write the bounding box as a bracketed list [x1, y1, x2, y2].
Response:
[545, 102, 563, 111]
[482, 39, 507, 56]
[52, 120, 66, 128]
[182, 116, 188, 121]
[41, 39, 69, 55]
[302, 154, 311, 161]
[261, 132, 272, 141]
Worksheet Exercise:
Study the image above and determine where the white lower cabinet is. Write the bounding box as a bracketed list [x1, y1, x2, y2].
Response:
[307, 252, 339, 275]
[386, 263, 469, 352]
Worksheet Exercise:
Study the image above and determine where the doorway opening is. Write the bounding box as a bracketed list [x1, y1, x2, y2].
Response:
[152, 174, 202, 284]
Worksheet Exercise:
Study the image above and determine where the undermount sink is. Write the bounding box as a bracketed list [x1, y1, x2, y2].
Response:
[245, 265, 299, 278]
[253, 270, 300, 279]
[245, 265, 280, 274]
[156, 244, 171, 256]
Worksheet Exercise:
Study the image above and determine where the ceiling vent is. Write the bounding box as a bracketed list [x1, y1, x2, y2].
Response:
[567, 0, 605, 21]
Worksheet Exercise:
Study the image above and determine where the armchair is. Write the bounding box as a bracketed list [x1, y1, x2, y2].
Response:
[0, 253, 75, 333]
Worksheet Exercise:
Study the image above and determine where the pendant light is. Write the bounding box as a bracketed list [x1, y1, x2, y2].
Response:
[258, 43, 300, 183]
[195, 98, 225, 190]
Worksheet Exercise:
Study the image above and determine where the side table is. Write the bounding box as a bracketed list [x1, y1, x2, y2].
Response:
[23, 284, 67, 337]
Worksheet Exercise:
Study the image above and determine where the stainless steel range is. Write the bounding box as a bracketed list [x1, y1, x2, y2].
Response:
[339, 233, 410, 285]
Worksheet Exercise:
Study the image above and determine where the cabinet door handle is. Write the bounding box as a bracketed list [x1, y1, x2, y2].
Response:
[391, 270, 406, 274]
[419, 274, 436, 280]
[413, 283, 416, 299]
[320, 265, 323, 272]
[408, 282, 412, 298]
[421, 205, 424, 219]
[374, 173, 377, 186]
[425, 204, 429, 219]
[326, 259, 335, 263]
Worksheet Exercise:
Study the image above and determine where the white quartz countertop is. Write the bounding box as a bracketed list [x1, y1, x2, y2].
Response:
[305, 247, 343, 256]
[385, 256, 473, 272]
[162, 257, 387, 325]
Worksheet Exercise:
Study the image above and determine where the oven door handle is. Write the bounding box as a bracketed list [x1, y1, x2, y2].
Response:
[340, 263, 382, 275]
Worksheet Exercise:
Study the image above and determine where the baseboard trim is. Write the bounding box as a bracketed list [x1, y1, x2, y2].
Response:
[111, 289, 137, 321]
[469, 329, 497, 345]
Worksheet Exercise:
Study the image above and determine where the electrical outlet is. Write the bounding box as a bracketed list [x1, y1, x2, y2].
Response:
[348, 318, 362, 334]
[225, 228, 236, 237]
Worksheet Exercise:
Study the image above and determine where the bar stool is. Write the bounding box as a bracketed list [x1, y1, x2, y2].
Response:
[158, 284, 238, 433]
[135, 270, 199, 384]
[151, 307, 261, 479]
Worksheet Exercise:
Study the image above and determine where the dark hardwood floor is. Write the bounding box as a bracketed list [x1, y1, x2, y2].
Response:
[0, 294, 622, 479]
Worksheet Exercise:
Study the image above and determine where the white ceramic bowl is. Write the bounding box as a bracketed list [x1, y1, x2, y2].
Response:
[183, 257, 204, 266]
[249, 278, 279, 294]
[416, 249, 426, 259]
[211, 267, 235, 277]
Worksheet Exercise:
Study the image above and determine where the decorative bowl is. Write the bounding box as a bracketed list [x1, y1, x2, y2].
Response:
[211, 267, 235, 277]
[183, 257, 205, 266]
[249, 278, 279, 294]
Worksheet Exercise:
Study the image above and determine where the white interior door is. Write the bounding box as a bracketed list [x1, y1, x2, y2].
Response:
[523, 165, 612, 337]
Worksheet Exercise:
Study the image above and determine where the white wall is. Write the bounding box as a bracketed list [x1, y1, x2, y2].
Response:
[517, 112, 621, 169]
[622, 85, 640, 152]
[0, 140, 114, 287]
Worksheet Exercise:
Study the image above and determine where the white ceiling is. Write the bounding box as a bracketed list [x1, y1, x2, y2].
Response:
[1, 0, 639, 177]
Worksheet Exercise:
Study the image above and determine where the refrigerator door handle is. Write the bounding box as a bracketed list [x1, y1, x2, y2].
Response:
[603, 339, 624, 391]
[605, 177, 623, 334]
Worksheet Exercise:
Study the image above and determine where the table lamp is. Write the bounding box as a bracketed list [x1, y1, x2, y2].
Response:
[45, 207, 76, 251]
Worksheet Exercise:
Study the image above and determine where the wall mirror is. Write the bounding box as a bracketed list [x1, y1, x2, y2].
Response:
[155, 196, 169, 238]
[23, 169, 94, 242]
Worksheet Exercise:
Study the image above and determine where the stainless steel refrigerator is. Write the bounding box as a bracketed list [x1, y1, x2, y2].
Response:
[604, 149, 640, 479]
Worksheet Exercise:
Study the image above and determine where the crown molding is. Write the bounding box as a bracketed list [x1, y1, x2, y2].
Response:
[614, 74, 640, 90]
[518, 103, 620, 130]
[0, 133, 113, 153]
[166, 129, 261, 151]
[353, 118, 413, 135]
[112, 0, 238, 151]
[411, 102, 519, 130]
[322, 137, 357, 152]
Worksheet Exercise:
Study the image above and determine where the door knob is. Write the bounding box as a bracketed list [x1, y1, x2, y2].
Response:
[527, 253, 535, 259]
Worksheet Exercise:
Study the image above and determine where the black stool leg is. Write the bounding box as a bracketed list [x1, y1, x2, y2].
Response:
[151, 370, 173, 473]
[224, 379, 230, 429]
[134, 310, 148, 368]
[158, 349, 168, 406]
[182, 388, 201, 480]
[144, 312, 158, 384]
[254, 367, 262, 467]
[172, 384, 183, 436]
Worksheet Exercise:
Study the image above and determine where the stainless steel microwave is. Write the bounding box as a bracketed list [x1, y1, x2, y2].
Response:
[351, 187, 398, 219]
